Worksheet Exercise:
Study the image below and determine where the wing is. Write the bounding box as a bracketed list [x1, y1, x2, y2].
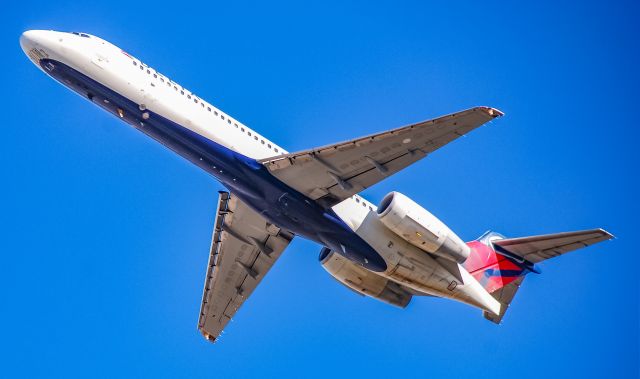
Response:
[492, 228, 613, 264]
[198, 191, 294, 342]
[261, 107, 502, 207]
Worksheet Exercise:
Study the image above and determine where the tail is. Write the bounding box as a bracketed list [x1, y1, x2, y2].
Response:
[463, 229, 613, 324]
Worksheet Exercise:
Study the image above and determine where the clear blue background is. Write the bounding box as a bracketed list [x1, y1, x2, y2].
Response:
[2, 1, 638, 378]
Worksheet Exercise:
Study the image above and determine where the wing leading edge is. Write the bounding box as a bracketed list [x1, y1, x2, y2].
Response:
[261, 106, 503, 208]
[198, 192, 294, 342]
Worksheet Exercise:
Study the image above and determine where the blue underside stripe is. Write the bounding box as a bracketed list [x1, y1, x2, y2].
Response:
[39, 58, 388, 272]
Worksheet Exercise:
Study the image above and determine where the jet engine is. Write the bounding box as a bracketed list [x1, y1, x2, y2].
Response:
[319, 248, 411, 308]
[376, 191, 470, 263]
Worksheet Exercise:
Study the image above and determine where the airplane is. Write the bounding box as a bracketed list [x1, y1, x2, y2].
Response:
[20, 30, 614, 342]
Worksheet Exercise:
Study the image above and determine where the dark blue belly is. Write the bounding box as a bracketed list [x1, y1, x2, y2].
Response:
[39, 58, 387, 272]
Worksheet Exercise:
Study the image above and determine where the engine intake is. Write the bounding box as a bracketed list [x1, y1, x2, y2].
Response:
[377, 192, 470, 263]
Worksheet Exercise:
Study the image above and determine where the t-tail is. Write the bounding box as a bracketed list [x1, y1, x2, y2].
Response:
[463, 229, 613, 324]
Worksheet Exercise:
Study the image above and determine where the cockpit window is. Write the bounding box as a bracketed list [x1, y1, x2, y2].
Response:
[70, 32, 90, 38]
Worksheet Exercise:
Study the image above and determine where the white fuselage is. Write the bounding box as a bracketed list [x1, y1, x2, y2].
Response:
[21, 30, 500, 315]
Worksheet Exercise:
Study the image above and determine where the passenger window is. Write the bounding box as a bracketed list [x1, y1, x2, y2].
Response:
[261, 140, 265, 144]
[187, 95, 191, 99]
[153, 74, 157, 78]
[214, 111, 218, 116]
[241, 128, 245, 132]
[248, 132, 252, 136]
[147, 69, 150, 74]
[227, 119, 231, 124]
[268, 144, 272, 148]
[207, 107, 211, 112]
[254, 136, 258, 141]
[180, 90, 184, 95]
[133, 61, 137, 66]
[221, 115, 225, 120]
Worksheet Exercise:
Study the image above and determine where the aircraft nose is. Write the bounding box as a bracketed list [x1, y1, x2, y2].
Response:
[20, 30, 57, 62]
[20, 30, 42, 53]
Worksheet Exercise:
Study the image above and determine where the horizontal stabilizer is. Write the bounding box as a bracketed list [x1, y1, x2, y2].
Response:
[492, 228, 613, 264]
[472, 228, 613, 323]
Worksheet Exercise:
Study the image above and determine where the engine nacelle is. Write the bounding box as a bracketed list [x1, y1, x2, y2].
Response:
[319, 248, 411, 308]
[377, 191, 470, 263]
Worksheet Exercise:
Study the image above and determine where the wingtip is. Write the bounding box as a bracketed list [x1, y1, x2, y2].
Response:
[598, 228, 616, 240]
[200, 329, 218, 344]
[481, 107, 504, 118]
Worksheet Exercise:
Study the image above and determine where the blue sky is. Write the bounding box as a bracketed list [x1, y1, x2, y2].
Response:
[2, 1, 638, 378]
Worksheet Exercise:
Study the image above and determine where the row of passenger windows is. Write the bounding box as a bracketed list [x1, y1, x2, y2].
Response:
[132, 59, 373, 207]
[132, 60, 282, 154]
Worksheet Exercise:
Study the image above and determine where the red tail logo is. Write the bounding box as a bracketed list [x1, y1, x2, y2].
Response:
[463, 240, 527, 293]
